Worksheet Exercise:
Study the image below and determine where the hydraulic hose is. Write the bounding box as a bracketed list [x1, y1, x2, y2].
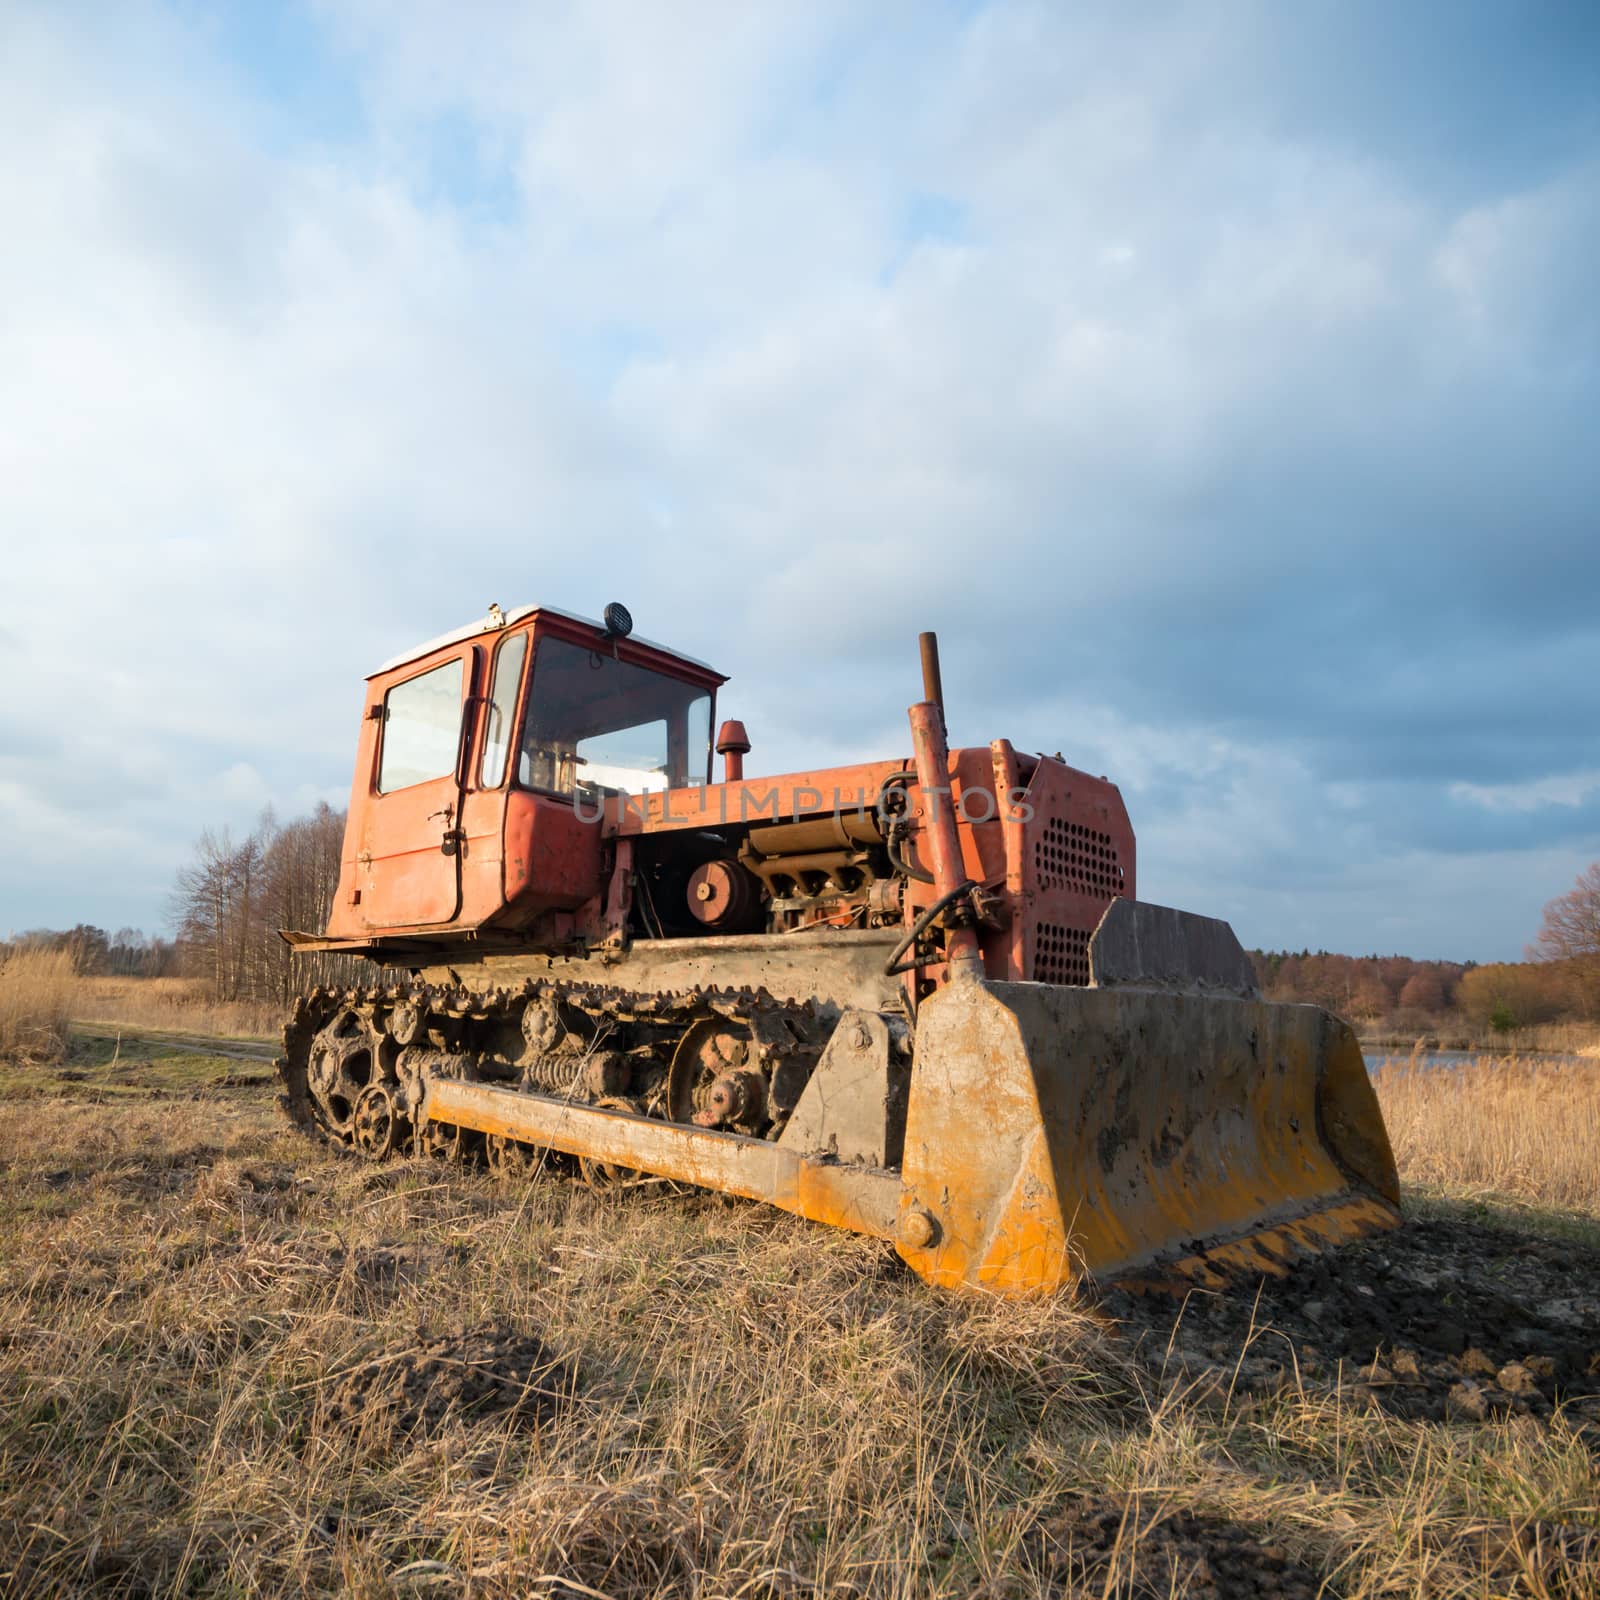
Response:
[879, 769, 935, 884]
[884, 878, 980, 976]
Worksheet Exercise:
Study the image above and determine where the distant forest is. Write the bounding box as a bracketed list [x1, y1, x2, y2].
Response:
[1249, 948, 1593, 1033]
[1251, 862, 1600, 1031]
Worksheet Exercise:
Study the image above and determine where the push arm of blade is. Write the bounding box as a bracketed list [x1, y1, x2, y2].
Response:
[425, 1078, 903, 1241]
[906, 698, 984, 979]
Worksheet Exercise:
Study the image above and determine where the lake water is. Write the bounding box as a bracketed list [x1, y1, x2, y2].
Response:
[1361, 1047, 1592, 1073]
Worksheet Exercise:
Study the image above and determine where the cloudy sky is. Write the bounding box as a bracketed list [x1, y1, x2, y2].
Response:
[3, 1, 1596, 961]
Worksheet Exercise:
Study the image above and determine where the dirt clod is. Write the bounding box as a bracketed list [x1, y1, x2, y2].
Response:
[1497, 1360, 1537, 1395]
[322, 1322, 576, 1438]
[1105, 1214, 1600, 1422]
[1024, 1494, 1326, 1599]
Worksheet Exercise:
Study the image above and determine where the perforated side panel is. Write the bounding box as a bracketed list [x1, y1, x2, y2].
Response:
[1034, 817, 1127, 899]
[1012, 757, 1136, 988]
[1034, 922, 1091, 986]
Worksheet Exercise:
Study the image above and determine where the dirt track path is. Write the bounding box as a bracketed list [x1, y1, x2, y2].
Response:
[69, 1020, 278, 1064]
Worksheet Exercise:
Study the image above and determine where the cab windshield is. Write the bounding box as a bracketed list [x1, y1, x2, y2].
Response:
[518, 637, 712, 796]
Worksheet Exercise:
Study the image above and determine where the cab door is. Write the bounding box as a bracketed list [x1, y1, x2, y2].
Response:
[359, 648, 480, 928]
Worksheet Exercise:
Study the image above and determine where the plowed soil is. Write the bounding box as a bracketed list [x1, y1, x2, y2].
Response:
[1104, 1212, 1600, 1426]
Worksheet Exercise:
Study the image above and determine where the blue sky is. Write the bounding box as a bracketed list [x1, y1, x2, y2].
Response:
[1, 1, 1596, 961]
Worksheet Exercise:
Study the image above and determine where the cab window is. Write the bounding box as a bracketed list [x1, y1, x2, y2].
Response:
[378, 658, 464, 793]
[518, 638, 711, 796]
[575, 718, 670, 792]
[479, 631, 527, 788]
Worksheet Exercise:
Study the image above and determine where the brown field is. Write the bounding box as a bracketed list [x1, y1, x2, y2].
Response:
[71, 975, 282, 1041]
[65, 974, 1600, 1064]
[0, 1037, 1596, 1598]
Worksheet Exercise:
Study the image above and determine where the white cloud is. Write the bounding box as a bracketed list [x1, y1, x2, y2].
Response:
[1451, 773, 1600, 815]
[1435, 161, 1600, 364]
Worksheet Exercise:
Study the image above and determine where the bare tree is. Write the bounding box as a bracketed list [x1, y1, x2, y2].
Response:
[172, 828, 240, 997]
[172, 819, 274, 1000]
[171, 804, 381, 1005]
[1534, 862, 1600, 1016]
[259, 804, 370, 998]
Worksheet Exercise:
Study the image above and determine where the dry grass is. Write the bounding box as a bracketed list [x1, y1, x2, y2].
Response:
[72, 975, 281, 1040]
[0, 946, 77, 1063]
[1509, 1020, 1600, 1057]
[1, 1043, 1597, 1598]
[1375, 1054, 1600, 1215]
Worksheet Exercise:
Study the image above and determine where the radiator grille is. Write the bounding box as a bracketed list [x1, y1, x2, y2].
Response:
[1035, 817, 1126, 899]
[1034, 922, 1091, 986]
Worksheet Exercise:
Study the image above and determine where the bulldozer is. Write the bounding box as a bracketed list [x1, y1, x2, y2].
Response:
[278, 602, 1399, 1295]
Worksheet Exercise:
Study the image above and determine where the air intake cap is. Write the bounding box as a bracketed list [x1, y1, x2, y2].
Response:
[603, 602, 633, 639]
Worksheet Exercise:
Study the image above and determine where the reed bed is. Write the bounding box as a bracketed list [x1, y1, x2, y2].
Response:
[1361, 1019, 1600, 1057]
[1374, 1053, 1600, 1215]
[0, 946, 77, 1063]
[1510, 1020, 1600, 1057]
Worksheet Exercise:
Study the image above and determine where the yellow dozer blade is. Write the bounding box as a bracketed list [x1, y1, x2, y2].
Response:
[895, 975, 1399, 1293]
[425, 901, 1399, 1296]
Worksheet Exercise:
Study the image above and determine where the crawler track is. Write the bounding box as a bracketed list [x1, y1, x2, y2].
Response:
[275, 978, 831, 1169]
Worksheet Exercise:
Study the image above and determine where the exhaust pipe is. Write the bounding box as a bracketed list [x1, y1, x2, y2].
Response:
[918, 631, 945, 726]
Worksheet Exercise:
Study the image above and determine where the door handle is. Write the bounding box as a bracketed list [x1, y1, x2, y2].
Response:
[426, 803, 463, 854]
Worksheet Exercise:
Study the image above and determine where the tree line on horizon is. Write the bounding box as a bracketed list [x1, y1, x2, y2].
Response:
[1249, 946, 1595, 1032]
[0, 924, 181, 979]
[1253, 863, 1600, 1030]
[2, 803, 371, 1002]
[7, 811, 1598, 1031]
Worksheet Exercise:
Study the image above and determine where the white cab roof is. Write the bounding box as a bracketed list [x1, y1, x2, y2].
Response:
[372, 604, 715, 678]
